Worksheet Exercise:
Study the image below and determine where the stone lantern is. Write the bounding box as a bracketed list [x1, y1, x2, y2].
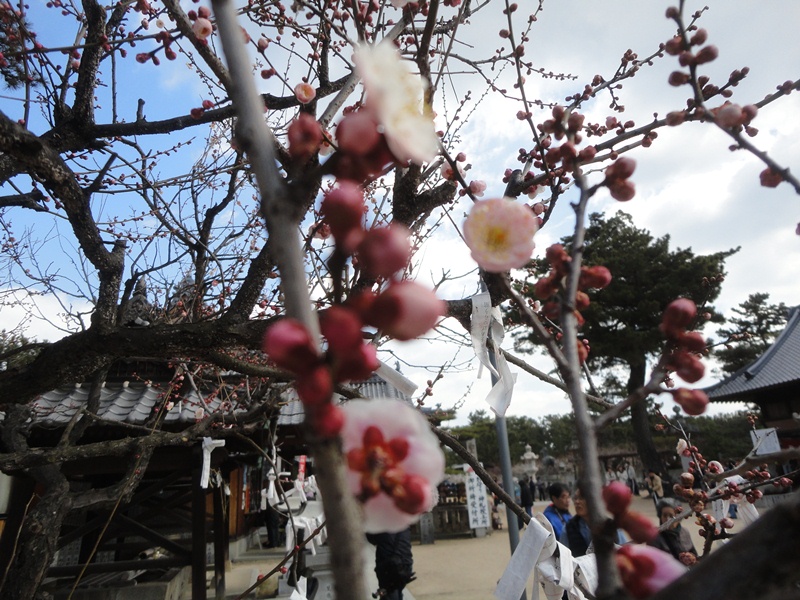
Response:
[521, 443, 539, 482]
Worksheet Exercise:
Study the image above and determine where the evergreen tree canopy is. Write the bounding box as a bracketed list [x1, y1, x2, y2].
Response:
[714, 293, 789, 374]
[514, 212, 738, 386]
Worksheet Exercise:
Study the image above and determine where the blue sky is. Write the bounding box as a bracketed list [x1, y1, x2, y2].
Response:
[2, 0, 799, 426]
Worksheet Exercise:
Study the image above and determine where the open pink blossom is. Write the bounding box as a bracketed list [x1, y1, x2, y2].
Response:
[294, 82, 316, 104]
[463, 197, 538, 272]
[616, 544, 687, 599]
[192, 17, 213, 40]
[354, 44, 439, 165]
[341, 399, 445, 532]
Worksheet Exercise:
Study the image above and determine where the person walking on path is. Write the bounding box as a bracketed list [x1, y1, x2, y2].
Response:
[543, 482, 572, 539]
[520, 475, 534, 519]
[646, 470, 664, 511]
[366, 528, 415, 599]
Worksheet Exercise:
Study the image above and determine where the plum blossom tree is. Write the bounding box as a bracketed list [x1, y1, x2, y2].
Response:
[0, 0, 799, 599]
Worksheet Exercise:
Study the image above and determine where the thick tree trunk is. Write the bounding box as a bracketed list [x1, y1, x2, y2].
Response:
[627, 360, 665, 475]
[0, 467, 72, 600]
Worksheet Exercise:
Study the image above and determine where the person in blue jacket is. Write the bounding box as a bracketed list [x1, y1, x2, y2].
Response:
[542, 482, 572, 539]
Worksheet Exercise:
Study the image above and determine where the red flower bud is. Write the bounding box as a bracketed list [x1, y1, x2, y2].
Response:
[661, 298, 697, 336]
[759, 167, 783, 188]
[296, 365, 333, 407]
[608, 179, 636, 202]
[320, 306, 364, 355]
[672, 388, 709, 416]
[310, 402, 344, 438]
[618, 510, 658, 543]
[262, 319, 319, 374]
[605, 156, 637, 181]
[288, 113, 323, 159]
[321, 182, 366, 254]
[603, 481, 632, 517]
[336, 111, 381, 156]
[579, 265, 612, 289]
[694, 45, 719, 64]
[356, 224, 411, 278]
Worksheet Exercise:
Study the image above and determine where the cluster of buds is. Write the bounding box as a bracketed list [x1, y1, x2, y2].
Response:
[603, 156, 637, 201]
[660, 298, 709, 415]
[664, 26, 718, 73]
[710, 102, 758, 130]
[533, 244, 612, 363]
[672, 471, 708, 511]
[536, 107, 598, 173]
[603, 481, 659, 543]
[187, 6, 214, 42]
[327, 108, 396, 181]
[190, 99, 215, 120]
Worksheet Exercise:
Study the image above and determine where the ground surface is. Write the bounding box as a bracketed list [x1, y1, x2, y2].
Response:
[224, 494, 711, 600]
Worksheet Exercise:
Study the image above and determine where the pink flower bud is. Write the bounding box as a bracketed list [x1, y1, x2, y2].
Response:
[356, 224, 412, 278]
[605, 156, 636, 180]
[608, 179, 636, 202]
[680, 472, 694, 487]
[661, 298, 697, 336]
[666, 111, 686, 126]
[468, 180, 487, 197]
[618, 510, 659, 543]
[296, 365, 334, 407]
[363, 281, 445, 341]
[287, 113, 323, 159]
[262, 319, 319, 374]
[690, 29, 708, 46]
[675, 331, 706, 352]
[669, 350, 705, 383]
[672, 388, 709, 416]
[294, 82, 316, 104]
[310, 402, 344, 438]
[603, 481, 632, 517]
[336, 111, 381, 156]
[760, 167, 783, 188]
[192, 17, 213, 40]
[335, 342, 380, 382]
[579, 265, 612, 289]
[694, 45, 719, 64]
[321, 182, 366, 254]
[320, 306, 364, 355]
[714, 103, 744, 128]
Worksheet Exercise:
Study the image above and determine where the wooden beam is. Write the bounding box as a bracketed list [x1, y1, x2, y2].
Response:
[47, 557, 188, 577]
[115, 514, 191, 557]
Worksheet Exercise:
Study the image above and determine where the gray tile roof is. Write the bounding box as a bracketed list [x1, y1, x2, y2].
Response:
[707, 306, 800, 402]
[28, 370, 416, 429]
[31, 381, 246, 427]
[277, 372, 415, 426]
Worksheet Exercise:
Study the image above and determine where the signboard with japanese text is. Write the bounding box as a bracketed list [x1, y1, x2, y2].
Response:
[750, 428, 781, 455]
[463, 464, 491, 530]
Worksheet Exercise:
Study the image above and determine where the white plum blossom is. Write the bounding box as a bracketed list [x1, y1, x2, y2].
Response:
[354, 43, 439, 165]
[463, 197, 538, 272]
[341, 398, 445, 533]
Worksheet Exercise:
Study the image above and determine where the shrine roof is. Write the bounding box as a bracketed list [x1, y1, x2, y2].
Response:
[706, 306, 800, 402]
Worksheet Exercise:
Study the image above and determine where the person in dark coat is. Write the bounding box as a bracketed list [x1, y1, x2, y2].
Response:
[559, 487, 626, 556]
[648, 499, 697, 566]
[520, 476, 534, 517]
[366, 528, 415, 599]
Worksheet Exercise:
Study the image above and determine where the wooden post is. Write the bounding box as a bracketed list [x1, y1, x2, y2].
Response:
[192, 447, 207, 600]
[213, 484, 226, 600]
